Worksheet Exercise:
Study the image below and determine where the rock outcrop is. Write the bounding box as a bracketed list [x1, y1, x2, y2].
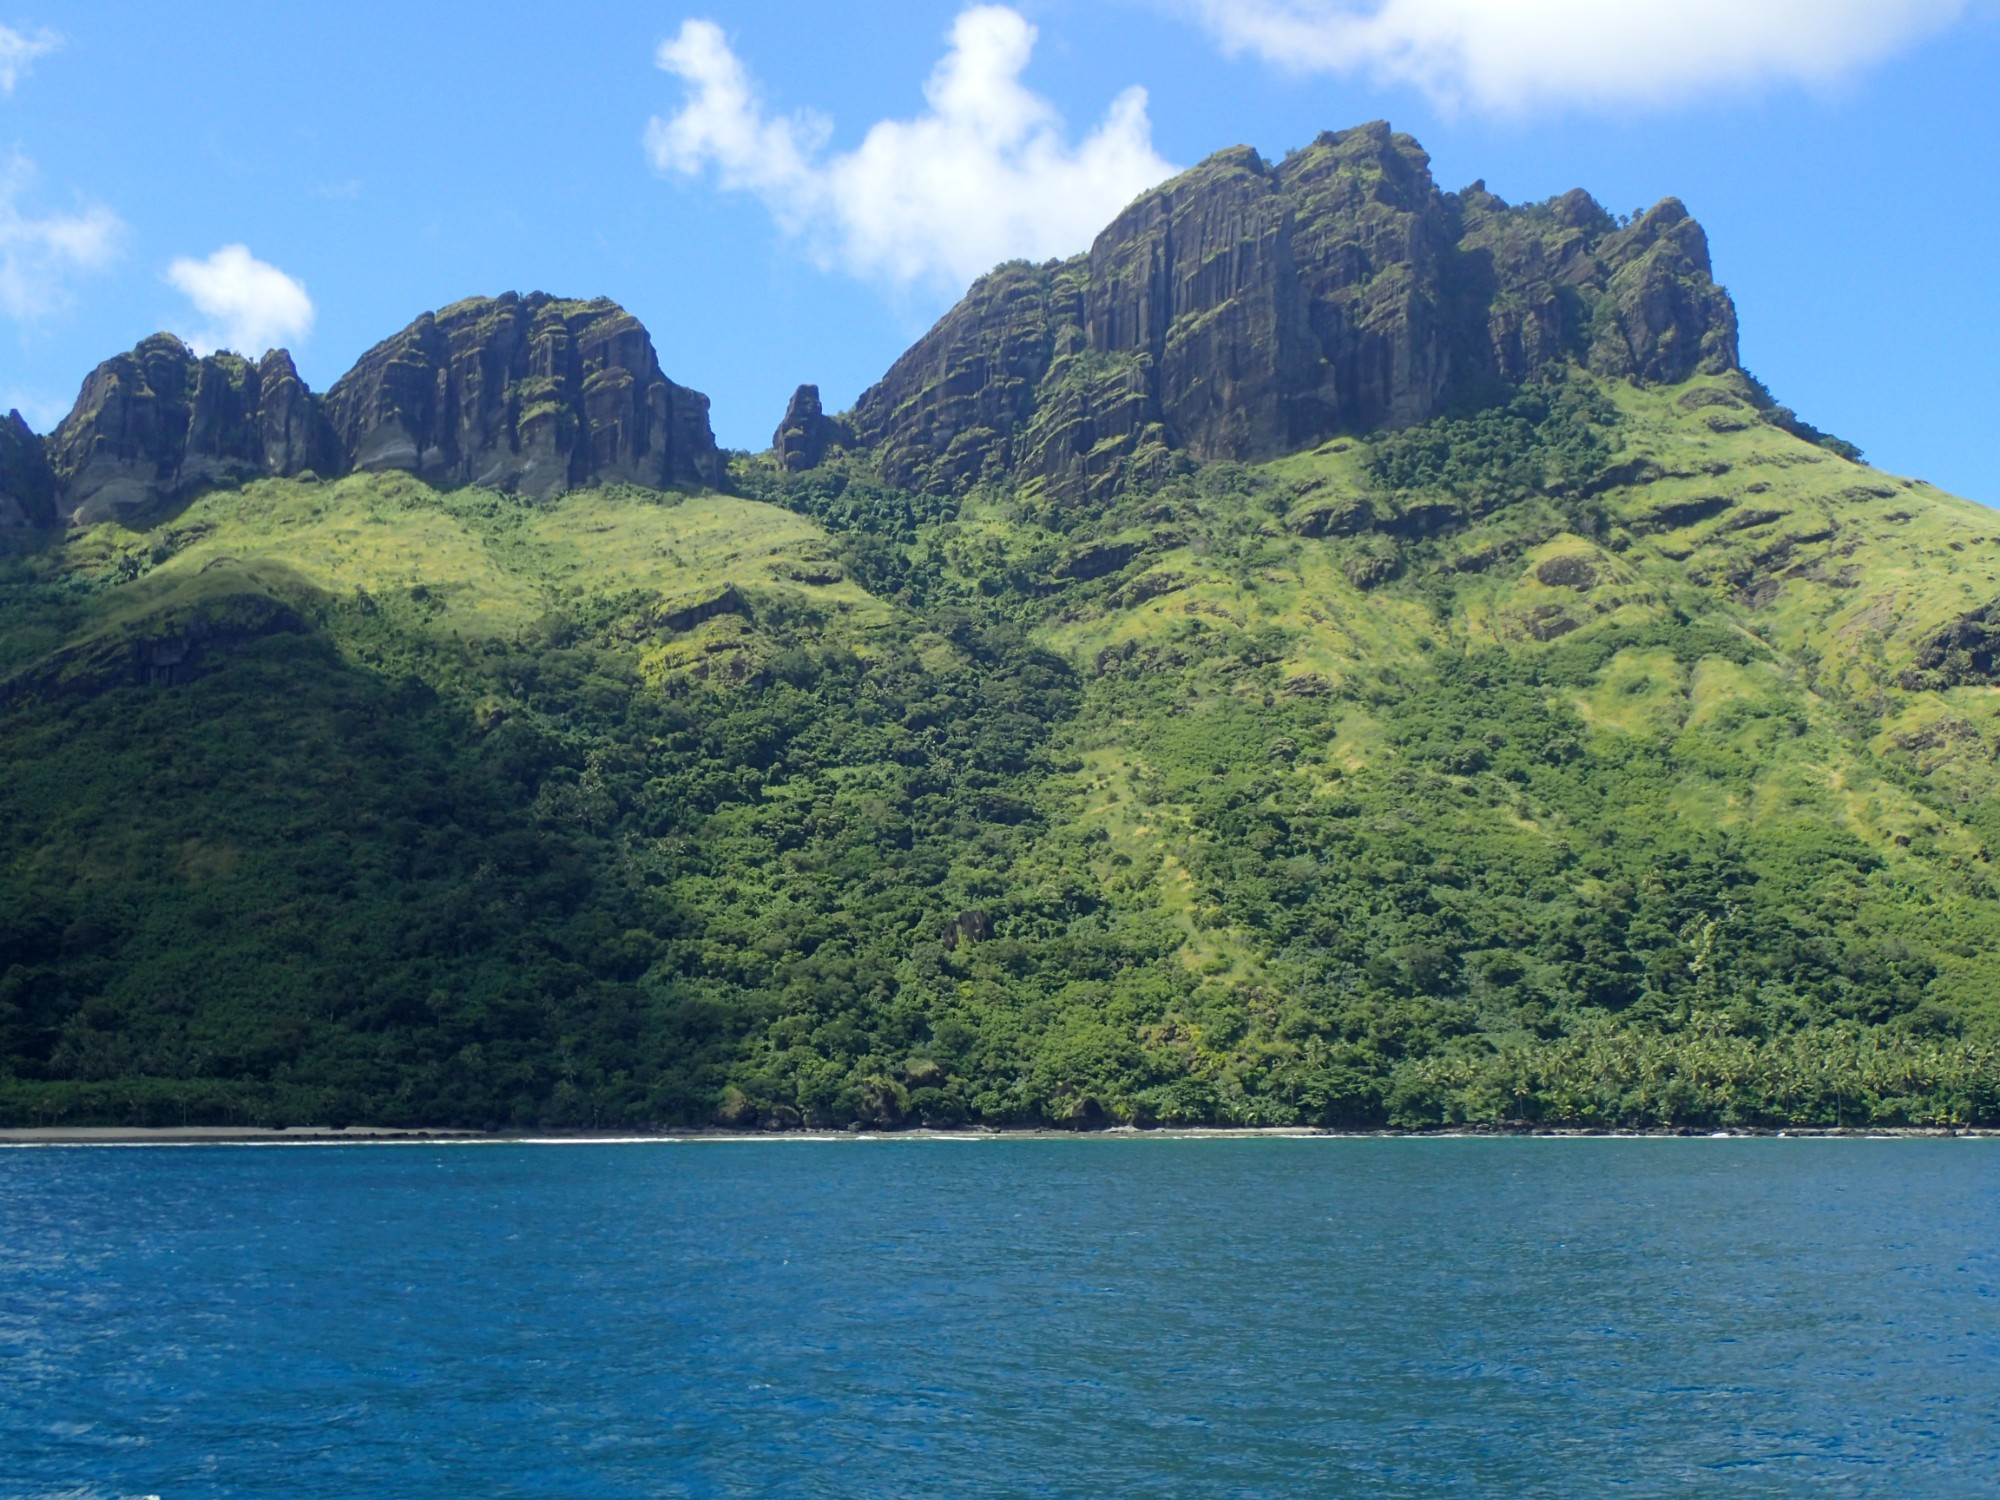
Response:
[1904, 603, 2000, 690]
[46, 339, 341, 525]
[252, 349, 342, 480]
[850, 122, 1741, 501]
[1582, 198, 1740, 384]
[321, 293, 724, 498]
[0, 411, 56, 532]
[772, 384, 851, 473]
[40, 293, 725, 523]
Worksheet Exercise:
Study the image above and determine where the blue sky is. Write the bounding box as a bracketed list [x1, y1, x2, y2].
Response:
[3, 1, 1997, 501]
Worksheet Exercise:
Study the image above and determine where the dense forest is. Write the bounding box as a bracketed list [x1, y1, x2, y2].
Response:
[4, 359, 2000, 1131]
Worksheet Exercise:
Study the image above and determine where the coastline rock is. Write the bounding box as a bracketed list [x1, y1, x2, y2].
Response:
[321, 292, 724, 498]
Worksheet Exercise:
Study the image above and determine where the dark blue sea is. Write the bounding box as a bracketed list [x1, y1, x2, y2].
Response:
[1, 1137, 1995, 1498]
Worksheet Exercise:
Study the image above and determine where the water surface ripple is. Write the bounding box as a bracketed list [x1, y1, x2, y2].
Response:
[1, 1137, 1993, 1497]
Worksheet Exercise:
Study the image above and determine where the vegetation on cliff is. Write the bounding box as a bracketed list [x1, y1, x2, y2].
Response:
[3, 126, 1996, 1131]
[4, 357, 1998, 1130]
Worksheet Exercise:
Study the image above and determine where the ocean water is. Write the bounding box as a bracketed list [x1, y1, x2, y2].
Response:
[0, 1137, 1994, 1498]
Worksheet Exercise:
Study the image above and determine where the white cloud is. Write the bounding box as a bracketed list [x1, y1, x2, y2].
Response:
[0, 152, 121, 320]
[646, 6, 1179, 288]
[0, 23, 59, 95]
[1188, 0, 1970, 111]
[167, 244, 315, 356]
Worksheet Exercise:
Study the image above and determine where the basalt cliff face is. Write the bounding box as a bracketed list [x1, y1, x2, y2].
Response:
[847, 123, 1740, 501]
[323, 293, 724, 499]
[0, 411, 57, 532]
[772, 384, 852, 474]
[28, 294, 723, 527]
[46, 341, 341, 526]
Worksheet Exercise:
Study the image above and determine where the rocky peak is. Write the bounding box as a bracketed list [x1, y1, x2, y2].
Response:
[38, 294, 727, 524]
[0, 410, 55, 532]
[848, 122, 1741, 502]
[1585, 199, 1738, 384]
[772, 384, 851, 473]
[46, 336, 338, 525]
[1602, 198, 1713, 276]
[855, 259, 1084, 496]
[322, 292, 724, 498]
[254, 348, 340, 480]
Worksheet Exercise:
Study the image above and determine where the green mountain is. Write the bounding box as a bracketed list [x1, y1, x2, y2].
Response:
[3, 125, 1997, 1131]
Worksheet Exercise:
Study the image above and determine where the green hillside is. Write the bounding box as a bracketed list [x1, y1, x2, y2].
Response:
[4, 367, 1999, 1130]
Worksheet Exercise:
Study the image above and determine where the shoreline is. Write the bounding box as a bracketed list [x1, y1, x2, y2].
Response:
[3, 1123, 1996, 1147]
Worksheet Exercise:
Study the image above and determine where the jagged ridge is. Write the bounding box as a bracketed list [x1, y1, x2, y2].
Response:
[845, 123, 1739, 502]
[16, 293, 724, 528]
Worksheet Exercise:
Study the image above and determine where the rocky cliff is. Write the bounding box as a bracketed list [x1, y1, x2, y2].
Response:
[0, 411, 56, 532]
[322, 293, 723, 498]
[46, 340, 341, 525]
[848, 122, 1741, 501]
[37, 294, 724, 525]
[772, 384, 851, 473]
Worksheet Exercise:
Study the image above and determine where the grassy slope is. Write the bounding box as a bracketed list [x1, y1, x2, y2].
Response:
[50, 471, 890, 649]
[924, 372, 2000, 1124]
[5, 371, 2000, 1129]
[1061, 375, 2000, 992]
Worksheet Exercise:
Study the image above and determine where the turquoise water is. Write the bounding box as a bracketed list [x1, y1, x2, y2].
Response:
[1, 1137, 1994, 1497]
